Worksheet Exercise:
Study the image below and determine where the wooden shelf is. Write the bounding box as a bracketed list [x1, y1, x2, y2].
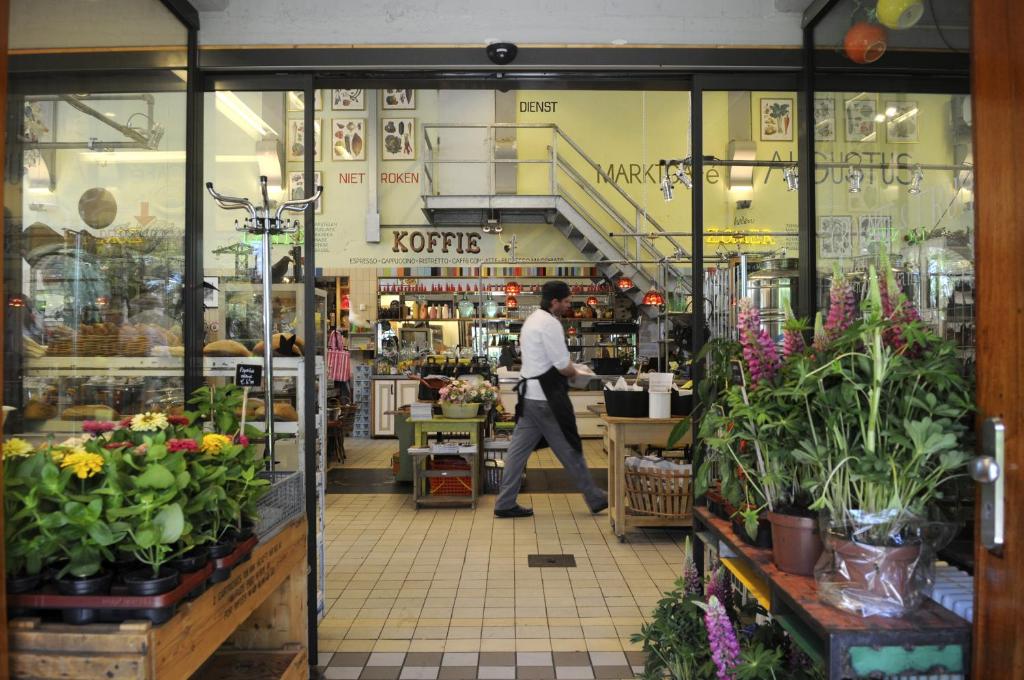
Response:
[9, 519, 308, 680]
[694, 508, 970, 679]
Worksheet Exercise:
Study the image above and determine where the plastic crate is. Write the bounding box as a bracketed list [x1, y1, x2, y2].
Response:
[427, 455, 473, 496]
[254, 470, 304, 540]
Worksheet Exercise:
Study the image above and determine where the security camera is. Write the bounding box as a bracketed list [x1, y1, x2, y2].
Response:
[487, 42, 518, 65]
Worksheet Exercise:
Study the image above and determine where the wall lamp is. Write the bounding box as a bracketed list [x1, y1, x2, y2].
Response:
[783, 166, 798, 192]
[908, 164, 924, 195]
[848, 166, 864, 193]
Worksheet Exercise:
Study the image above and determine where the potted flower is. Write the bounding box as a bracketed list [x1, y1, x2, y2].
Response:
[793, 261, 972, 616]
[3, 440, 62, 593]
[438, 378, 497, 419]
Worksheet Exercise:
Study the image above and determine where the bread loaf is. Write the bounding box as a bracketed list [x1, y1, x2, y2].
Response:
[203, 339, 251, 357]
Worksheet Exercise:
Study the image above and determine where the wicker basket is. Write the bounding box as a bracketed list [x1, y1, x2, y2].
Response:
[623, 466, 693, 518]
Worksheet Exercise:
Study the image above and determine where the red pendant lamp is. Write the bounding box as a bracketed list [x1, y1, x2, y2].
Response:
[586, 295, 600, 307]
[642, 288, 666, 306]
[567, 325, 577, 336]
[616, 277, 635, 291]
[505, 296, 518, 309]
[504, 281, 522, 296]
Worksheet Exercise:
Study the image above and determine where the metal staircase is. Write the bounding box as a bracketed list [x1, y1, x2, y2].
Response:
[420, 123, 691, 307]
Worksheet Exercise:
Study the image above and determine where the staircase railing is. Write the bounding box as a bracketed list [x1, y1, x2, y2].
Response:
[421, 122, 690, 289]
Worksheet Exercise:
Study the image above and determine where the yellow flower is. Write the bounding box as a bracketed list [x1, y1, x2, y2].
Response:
[60, 450, 105, 479]
[201, 433, 233, 455]
[3, 437, 33, 459]
[131, 412, 169, 432]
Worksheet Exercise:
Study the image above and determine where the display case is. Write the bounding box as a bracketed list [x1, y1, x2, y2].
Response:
[211, 282, 327, 354]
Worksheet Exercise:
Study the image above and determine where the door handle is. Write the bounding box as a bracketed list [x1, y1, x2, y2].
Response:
[972, 418, 1005, 553]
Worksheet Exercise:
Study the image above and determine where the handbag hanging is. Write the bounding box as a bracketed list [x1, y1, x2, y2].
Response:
[327, 329, 351, 382]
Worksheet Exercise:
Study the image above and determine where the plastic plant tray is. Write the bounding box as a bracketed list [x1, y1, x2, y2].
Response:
[8, 535, 259, 612]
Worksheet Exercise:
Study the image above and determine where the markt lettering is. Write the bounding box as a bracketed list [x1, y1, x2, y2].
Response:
[392, 231, 481, 254]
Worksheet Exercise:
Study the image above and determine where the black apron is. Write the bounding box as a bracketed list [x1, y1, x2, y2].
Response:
[514, 366, 582, 454]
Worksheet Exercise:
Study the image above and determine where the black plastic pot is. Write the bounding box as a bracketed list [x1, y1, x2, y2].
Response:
[123, 567, 180, 624]
[6, 572, 40, 594]
[732, 515, 773, 549]
[207, 539, 237, 584]
[169, 547, 209, 600]
[55, 571, 113, 624]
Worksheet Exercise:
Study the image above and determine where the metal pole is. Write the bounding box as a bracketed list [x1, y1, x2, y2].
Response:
[258, 178, 277, 466]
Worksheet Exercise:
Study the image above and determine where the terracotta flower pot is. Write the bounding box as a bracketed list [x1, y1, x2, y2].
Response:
[768, 512, 824, 576]
[832, 537, 922, 604]
[844, 22, 888, 64]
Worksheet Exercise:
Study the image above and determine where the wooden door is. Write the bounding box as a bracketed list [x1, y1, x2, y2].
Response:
[396, 379, 419, 411]
[971, 0, 1024, 676]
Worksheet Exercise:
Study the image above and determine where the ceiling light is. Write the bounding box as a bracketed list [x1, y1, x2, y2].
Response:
[848, 166, 864, 193]
[642, 288, 665, 306]
[908, 164, 924, 195]
[660, 175, 673, 202]
[504, 281, 522, 296]
[675, 163, 693, 189]
[885, 106, 898, 117]
[617, 277, 635, 291]
[874, 113, 887, 123]
[586, 296, 599, 306]
[783, 166, 799, 192]
[215, 91, 278, 140]
[506, 296, 518, 309]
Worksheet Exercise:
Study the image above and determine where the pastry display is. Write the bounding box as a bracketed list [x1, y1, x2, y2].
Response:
[252, 333, 304, 357]
[254, 401, 299, 422]
[235, 398, 265, 419]
[62, 404, 119, 420]
[24, 399, 57, 421]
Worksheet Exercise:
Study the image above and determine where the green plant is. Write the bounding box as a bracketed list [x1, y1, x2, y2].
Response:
[793, 265, 973, 543]
[3, 450, 63, 577]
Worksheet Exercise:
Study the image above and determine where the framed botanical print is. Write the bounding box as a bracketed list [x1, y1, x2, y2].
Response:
[287, 119, 321, 162]
[813, 97, 836, 142]
[858, 214, 892, 255]
[845, 96, 878, 143]
[760, 97, 794, 141]
[382, 88, 415, 110]
[332, 89, 365, 111]
[287, 90, 322, 112]
[288, 171, 323, 214]
[381, 118, 415, 160]
[817, 215, 854, 259]
[885, 100, 919, 143]
[332, 119, 366, 161]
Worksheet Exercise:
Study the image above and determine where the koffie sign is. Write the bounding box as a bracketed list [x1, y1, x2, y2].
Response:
[392, 230, 481, 254]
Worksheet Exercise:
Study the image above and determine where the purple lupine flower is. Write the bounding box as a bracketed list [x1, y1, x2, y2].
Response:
[683, 555, 702, 597]
[737, 299, 780, 383]
[880, 265, 923, 352]
[824, 272, 857, 341]
[704, 595, 740, 680]
[782, 321, 806, 358]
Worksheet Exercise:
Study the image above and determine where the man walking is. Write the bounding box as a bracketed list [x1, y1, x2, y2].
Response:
[494, 281, 609, 518]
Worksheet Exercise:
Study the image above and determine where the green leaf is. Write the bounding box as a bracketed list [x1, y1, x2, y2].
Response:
[154, 503, 185, 544]
[135, 463, 175, 489]
[87, 521, 117, 546]
[134, 525, 158, 549]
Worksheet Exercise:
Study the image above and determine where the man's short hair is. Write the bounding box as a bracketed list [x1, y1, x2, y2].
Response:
[540, 280, 571, 310]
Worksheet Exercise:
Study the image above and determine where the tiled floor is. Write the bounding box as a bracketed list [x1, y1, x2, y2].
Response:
[337, 438, 610, 471]
[319, 438, 688, 679]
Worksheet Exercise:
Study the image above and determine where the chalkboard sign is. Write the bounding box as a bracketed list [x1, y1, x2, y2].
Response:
[235, 363, 263, 387]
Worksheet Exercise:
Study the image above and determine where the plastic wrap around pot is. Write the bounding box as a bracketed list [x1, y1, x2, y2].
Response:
[814, 510, 957, 618]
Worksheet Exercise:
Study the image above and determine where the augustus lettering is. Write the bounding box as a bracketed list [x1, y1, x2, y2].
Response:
[392, 231, 481, 254]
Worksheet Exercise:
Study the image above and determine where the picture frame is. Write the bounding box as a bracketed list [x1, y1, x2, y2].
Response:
[288, 171, 323, 214]
[332, 89, 365, 111]
[287, 119, 321, 162]
[286, 90, 322, 112]
[813, 97, 836, 142]
[381, 118, 415, 161]
[817, 215, 854, 259]
[885, 100, 919, 143]
[759, 97, 794, 141]
[858, 214, 892, 255]
[382, 88, 415, 110]
[845, 96, 878, 143]
[331, 119, 367, 161]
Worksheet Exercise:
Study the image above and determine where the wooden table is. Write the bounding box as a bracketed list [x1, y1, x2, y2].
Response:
[409, 415, 486, 508]
[601, 414, 691, 541]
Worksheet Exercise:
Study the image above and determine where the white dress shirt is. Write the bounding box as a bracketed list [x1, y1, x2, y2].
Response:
[519, 308, 570, 400]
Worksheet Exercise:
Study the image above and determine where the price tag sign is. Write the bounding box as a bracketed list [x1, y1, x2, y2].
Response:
[235, 363, 263, 387]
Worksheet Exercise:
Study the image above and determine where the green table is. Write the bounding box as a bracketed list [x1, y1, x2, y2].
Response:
[407, 415, 486, 508]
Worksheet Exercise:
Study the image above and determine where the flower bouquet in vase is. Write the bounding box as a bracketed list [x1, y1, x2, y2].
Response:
[438, 378, 497, 418]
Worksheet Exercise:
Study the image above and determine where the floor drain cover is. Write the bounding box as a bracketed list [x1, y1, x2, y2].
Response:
[528, 554, 576, 568]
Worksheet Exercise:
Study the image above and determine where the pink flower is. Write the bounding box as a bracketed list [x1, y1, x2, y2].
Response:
[168, 415, 190, 427]
[82, 420, 116, 435]
[823, 272, 858, 343]
[705, 595, 740, 680]
[683, 555, 702, 597]
[119, 417, 133, 429]
[167, 438, 199, 453]
[104, 441, 130, 450]
[737, 299, 780, 383]
[235, 434, 250, 447]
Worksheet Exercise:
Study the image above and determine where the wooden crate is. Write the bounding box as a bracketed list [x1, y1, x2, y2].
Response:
[9, 519, 308, 680]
